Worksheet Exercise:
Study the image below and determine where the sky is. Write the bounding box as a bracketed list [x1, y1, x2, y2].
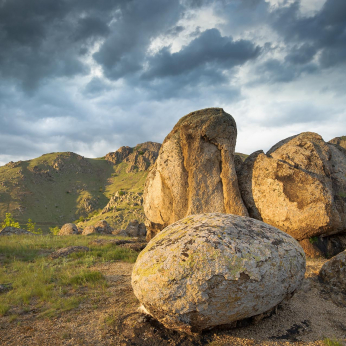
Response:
[0, 0, 345, 166]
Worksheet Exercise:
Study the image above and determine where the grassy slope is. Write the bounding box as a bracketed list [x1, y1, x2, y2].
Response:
[0, 153, 147, 232]
[0, 234, 138, 318]
[0, 150, 247, 232]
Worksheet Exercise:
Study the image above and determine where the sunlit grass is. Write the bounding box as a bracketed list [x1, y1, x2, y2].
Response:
[0, 235, 138, 318]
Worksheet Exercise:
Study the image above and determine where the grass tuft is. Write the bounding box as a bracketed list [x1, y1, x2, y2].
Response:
[0, 234, 139, 318]
[323, 338, 343, 346]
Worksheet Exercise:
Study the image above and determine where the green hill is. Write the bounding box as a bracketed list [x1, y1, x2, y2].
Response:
[0, 143, 160, 232]
[0, 145, 248, 232]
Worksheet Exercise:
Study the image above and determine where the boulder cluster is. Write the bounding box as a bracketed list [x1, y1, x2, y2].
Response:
[143, 108, 346, 257]
[133, 107, 346, 333]
[57, 219, 146, 238]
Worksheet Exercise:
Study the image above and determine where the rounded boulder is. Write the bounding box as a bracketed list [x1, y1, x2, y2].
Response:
[58, 223, 78, 235]
[131, 213, 305, 334]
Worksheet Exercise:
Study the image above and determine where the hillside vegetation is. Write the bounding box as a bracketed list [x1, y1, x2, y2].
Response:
[0, 143, 247, 232]
[0, 143, 158, 232]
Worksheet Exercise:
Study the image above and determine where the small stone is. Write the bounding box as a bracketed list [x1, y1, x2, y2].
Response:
[50, 246, 89, 259]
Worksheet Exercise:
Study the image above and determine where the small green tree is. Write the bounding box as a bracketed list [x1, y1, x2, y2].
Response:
[27, 219, 42, 234]
[1, 213, 20, 228]
[49, 226, 60, 235]
[26, 219, 36, 232]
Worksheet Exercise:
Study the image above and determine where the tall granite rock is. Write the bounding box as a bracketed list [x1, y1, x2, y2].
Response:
[238, 132, 346, 241]
[144, 108, 248, 239]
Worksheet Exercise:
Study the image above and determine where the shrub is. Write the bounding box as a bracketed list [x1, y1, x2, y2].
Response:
[49, 226, 60, 235]
[26, 219, 42, 234]
[1, 213, 20, 228]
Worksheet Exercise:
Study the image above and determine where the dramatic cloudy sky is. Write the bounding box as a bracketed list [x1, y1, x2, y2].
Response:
[1, 0, 345, 165]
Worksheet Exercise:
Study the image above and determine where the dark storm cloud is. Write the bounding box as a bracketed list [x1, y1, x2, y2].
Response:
[0, 0, 123, 92]
[252, 58, 318, 84]
[93, 0, 183, 80]
[270, 0, 346, 68]
[1, 0, 346, 166]
[142, 29, 261, 80]
[83, 77, 113, 97]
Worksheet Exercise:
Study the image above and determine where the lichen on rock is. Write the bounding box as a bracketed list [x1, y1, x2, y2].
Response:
[131, 213, 306, 334]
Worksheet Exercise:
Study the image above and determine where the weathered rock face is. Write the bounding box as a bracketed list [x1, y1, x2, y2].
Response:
[329, 136, 346, 150]
[238, 132, 346, 240]
[0, 226, 36, 236]
[58, 223, 79, 235]
[319, 250, 346, 306]
[102, 191, 143, 214]
[132, 213, 305, 334]
[319, 250, 346, 291]
[143, 108, 248, 239]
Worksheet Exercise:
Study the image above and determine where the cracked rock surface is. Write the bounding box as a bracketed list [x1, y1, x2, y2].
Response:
[143, 108, 248, 240]
[131, 213, 306, 334]
[238, 132, 346, 240]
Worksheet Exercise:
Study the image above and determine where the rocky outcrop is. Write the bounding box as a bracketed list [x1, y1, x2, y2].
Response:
[132, 213, 305, 334]
[238, 132, 346, 241]
[102, 191, 143, 214]
[143, 108, 248, 239]
[105, 146, 132, 165]
[58, 223, 79, 235]
[329, 136, 346, 150]
[0, 226, 36, 236]
[105, 142, 161, 173]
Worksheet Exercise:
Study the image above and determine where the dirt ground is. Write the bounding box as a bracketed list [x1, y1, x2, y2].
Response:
[0, 259, 345, 346]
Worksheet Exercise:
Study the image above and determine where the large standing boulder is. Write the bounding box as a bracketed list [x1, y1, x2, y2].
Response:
[238, 132, 346, 241]
[58, 223, 79, 235]
[132, 213, 305, 334]
[143, 108, 248, 239]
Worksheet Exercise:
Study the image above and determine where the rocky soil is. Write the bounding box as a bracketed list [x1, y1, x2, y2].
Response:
[1, 259, 345, 346]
